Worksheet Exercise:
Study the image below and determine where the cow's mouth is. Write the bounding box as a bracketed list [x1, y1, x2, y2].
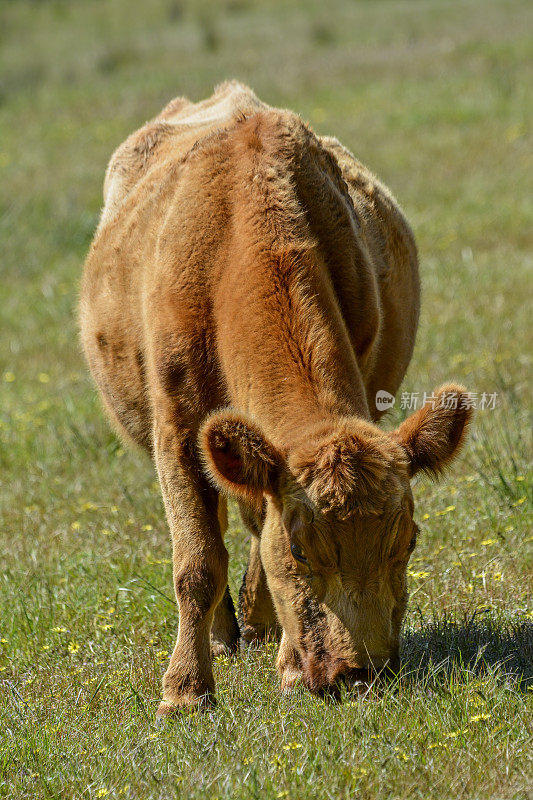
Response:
[333, 667, 380, 702]
[301, 654, 390, 699]
[342, 661, 399, 695]
[342, 666, 375, 686]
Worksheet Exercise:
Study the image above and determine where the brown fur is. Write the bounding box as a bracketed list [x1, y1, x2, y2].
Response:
[80, 82, 472, 714]
[288, 417, 408, 516]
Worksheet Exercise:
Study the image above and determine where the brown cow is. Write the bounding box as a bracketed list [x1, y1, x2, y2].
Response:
[79, 82, 472, 718]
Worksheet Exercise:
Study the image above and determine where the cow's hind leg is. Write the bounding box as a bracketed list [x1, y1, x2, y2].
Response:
[212, 585, 240, 656]
[238, 527, 280, 647]
[153, 402, 229, 718]
[210, 496, 240, 655]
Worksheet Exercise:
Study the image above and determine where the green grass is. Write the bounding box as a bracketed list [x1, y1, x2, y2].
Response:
[0, 0, 532, 797]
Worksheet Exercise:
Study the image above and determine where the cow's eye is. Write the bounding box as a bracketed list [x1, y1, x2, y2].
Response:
[407, 524, 419, 553]
[290, 542, 308, 564]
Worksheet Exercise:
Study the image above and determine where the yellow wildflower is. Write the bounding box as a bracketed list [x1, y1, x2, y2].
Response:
[435, 505, 456, 517]
[446, 729, 468, 739]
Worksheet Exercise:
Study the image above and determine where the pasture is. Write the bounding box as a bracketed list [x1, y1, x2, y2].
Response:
[0, 0, 531, 797]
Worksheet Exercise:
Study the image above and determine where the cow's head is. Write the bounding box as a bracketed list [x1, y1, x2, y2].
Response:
[200, 384, 472, 695]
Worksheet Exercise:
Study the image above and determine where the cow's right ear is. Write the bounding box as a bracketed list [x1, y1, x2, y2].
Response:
[199, 411, 283, 504]
[392, 383, 473, 478]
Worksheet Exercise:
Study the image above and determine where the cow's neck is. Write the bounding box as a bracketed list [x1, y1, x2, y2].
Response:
[219, 245, 372, 452]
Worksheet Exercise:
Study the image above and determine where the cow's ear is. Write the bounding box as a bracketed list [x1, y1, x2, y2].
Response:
[199, 410, 283, 504]
[392, 384, 473, 478]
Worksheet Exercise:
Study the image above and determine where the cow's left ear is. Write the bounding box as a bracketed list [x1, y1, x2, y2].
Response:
[392, 384, 473, 478]
[199, 410, 283, 504]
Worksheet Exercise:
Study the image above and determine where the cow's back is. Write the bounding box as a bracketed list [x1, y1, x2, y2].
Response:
[99, 81, 267, 230]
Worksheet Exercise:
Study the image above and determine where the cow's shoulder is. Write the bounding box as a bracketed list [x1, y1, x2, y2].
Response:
[320, 135, 417, 276]
[319, 135, 393, 209]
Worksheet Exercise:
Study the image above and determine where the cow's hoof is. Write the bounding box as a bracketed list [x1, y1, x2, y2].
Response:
[155, 704, 174, 726]
[211, 637, 239, 658]
[155, 691, 215, 721]
[280, 666, 303, 692]
[239, 635, 264, 652]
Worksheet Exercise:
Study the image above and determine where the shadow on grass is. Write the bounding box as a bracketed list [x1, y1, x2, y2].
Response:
[401, 615, 533, 691]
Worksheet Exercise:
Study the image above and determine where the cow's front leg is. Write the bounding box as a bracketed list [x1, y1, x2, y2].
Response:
[153, 412, 229, 718]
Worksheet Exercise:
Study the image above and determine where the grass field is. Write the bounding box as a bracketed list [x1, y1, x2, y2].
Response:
[1, 0, 532, 797]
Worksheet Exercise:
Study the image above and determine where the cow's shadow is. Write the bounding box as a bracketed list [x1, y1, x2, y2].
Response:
[399, 615, 533, 691]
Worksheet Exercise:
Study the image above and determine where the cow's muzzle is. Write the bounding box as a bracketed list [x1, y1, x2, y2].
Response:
[301, 654, 398, 699]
